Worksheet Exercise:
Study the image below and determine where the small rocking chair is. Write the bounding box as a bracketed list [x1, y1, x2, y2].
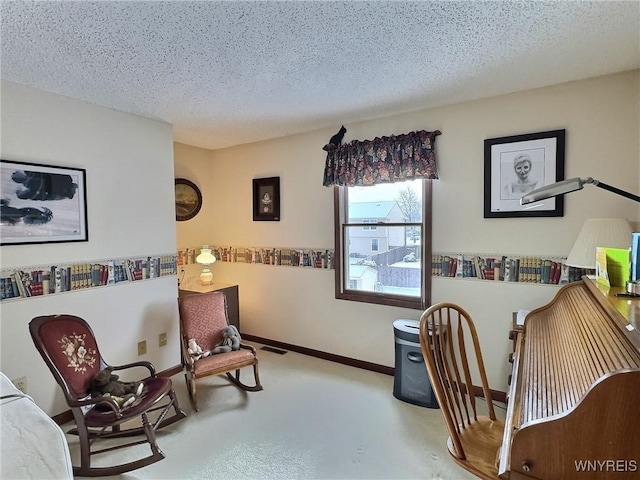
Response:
[178, 290, 263, 411]
[29, 314, 187, 477]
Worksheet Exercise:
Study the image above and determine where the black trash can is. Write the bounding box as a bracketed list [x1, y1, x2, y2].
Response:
[392, 319, 439, 408]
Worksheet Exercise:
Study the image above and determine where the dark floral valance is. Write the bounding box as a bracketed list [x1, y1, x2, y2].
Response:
[322, 129, 441, 187]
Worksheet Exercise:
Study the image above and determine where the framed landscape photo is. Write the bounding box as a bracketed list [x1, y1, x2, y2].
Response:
[253, 176, 280, 221]
[175, 178, 202, 221]
[1, 159, 88, 245]
[484, 129, 565, 218]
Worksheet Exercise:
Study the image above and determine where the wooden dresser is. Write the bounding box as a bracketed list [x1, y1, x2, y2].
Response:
[499, 276, 640, 479]
[178, 283, 240, 331]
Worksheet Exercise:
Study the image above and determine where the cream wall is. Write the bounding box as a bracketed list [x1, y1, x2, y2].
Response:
[175, 70, 640, 393]
[0, 81, 180, 416]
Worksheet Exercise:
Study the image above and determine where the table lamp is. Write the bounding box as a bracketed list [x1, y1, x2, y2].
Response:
[565, 218, 632, 268]
[196, 245, 216, 285]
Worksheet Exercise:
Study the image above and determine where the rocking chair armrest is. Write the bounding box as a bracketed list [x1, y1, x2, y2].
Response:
[239, 343, 257, 355]
[111, 361, 156, 377]
[70, 395, 124, 417]
[180, 336, 195, 368]
[91, 397, 125, 417]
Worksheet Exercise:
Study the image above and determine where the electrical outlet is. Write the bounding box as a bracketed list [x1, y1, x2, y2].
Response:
[159, 332, 167, 347]
[12, 376, 27, 394]
[138, 340, 147, 356]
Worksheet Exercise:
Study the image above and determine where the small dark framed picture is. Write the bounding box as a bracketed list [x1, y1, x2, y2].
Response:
[253, 177, 280, 221]
[1, 159, 88, 245]
[175, 178, 202, 221]
[484, 129, 565, 218]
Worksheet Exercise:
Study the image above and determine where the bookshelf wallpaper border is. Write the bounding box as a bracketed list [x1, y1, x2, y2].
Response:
[1, 253, 178, 302]
[433, 252, 593, 285]
[178, 246, 335, 269]
[179, 246, 592, 286]
[4, 247, 589, 301]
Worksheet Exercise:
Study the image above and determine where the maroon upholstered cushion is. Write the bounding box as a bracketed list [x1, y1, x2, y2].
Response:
[35, 315, 102, 398]
[179, 291, 229, 350]
[193, 349, 255, 375]
[84, 377, 172, 426]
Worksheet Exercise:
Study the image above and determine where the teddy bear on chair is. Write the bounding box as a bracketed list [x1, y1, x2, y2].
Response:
[91, 367, 143, 409]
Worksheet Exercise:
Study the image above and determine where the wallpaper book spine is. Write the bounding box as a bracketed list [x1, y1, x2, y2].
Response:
[0, 254, 178, 302]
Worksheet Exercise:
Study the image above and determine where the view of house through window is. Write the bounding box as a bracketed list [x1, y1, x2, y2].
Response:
[335, 179, 431, 309]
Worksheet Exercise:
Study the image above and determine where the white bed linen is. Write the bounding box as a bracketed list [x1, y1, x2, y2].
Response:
[0, 372, 73, 479]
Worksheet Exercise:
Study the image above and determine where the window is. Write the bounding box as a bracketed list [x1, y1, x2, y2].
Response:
[333, 179, 432, 309]
[362, 220, 378, 231]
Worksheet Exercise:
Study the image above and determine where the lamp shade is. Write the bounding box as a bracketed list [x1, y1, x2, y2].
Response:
[196, 245, 216, 266]
[565, 218, 632, 268]
[196, 245, 216, 285]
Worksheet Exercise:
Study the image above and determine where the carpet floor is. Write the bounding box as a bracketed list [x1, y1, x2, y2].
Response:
[65, 343, 480, 479]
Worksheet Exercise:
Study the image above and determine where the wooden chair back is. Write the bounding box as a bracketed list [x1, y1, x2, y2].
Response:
[179, 290, 229, 351]
[419, 302, 503, 479]
[30, 314, 105, 401]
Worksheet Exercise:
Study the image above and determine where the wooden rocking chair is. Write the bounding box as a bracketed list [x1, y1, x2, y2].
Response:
[29, 314, 187, 477]
[178, 291, 262, 411]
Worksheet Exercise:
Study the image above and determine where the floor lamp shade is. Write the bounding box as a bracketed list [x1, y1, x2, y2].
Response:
[565, 218, 632, 268]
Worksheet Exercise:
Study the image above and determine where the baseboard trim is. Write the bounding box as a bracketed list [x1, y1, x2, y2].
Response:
[161, 364, 185, 378]
[473, 386, 507, 404]
[244, 334, 507, 404]
[52, 409, 73, 425]
[243, 334, 394, 376]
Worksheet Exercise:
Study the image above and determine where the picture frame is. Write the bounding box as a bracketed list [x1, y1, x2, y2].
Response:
[253, 176, 280, 221]
[484, 129, 565, 218]
[1, 159, 88, 245]
[175, 178, 202, 221]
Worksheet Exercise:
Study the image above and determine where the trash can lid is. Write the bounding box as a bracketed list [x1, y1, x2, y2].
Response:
[393, 319, 421, 342]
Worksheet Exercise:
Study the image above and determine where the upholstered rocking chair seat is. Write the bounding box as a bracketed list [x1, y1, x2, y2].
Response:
[84, 376, 173, 426]
[193, 348, 257, 375]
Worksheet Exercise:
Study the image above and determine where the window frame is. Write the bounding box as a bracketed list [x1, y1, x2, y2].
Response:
[333, 180, 432, 310]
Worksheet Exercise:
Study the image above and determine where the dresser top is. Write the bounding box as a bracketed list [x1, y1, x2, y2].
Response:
[178, 282, 236, 294]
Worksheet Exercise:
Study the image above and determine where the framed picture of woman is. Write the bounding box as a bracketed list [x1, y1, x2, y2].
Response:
[484, 130, 565, 218]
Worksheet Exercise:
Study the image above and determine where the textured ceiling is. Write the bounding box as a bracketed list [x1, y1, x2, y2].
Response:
[1, 1, 639, 150]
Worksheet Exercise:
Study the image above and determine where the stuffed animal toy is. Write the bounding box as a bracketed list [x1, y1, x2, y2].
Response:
[188, 326, 242, 357]
[91, 367, 143, 409]
[187, 338, 211, 360]
[208, 342, 232, 355]
[218, 325, 241, 351]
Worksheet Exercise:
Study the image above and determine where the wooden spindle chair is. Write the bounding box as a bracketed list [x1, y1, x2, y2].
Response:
[419, 303, 504, 479]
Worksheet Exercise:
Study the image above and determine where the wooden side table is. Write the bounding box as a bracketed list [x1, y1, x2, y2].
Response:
[178, 283, 240, 331]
